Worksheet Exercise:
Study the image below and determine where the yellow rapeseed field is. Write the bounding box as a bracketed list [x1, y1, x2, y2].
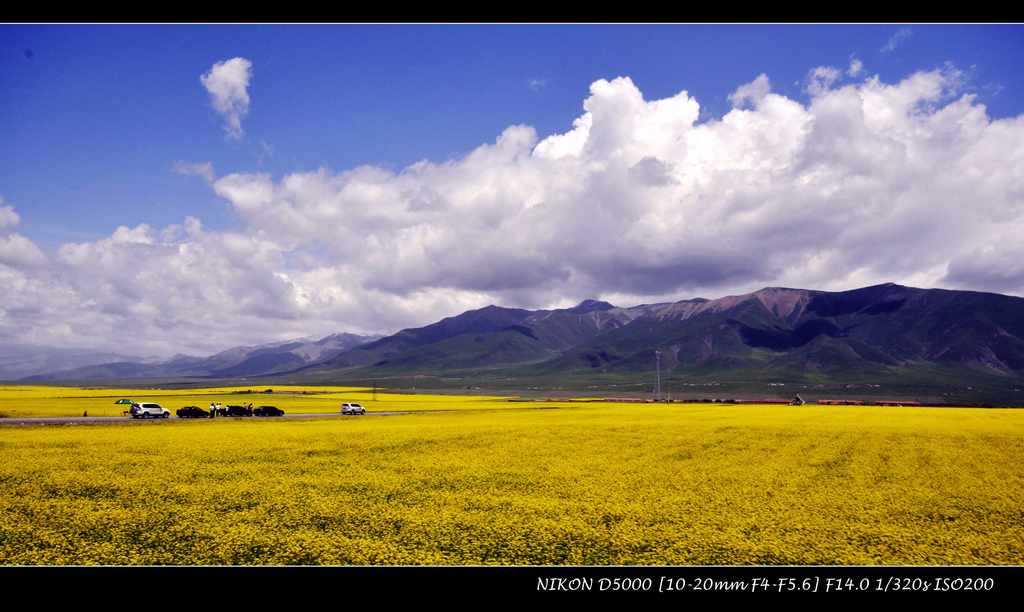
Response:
[1, 397, 1022, 565]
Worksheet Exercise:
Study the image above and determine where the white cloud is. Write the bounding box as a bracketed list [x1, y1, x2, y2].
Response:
[172, 161, 215, 183]
[0, 201, 46, 269]
[805, 66, 842, 96]
[200, 57, 253, 140]
[207, 67, 988, 301]
[528, 78, 548, 91]
[0, 201, 20, 230]
[727, 73, 771, 109]
[0, 233, 47, 268]
[5, 63, 1024, 357]
[881, 28, 913, 54]
[848, 57, 863, 77]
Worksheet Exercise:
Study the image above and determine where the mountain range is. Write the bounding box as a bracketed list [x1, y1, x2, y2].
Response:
[16, 283, 1024, 403]
[21, 332, 380, 382]
[284, 283, 1024, 402]
[0, 345, 150, 381]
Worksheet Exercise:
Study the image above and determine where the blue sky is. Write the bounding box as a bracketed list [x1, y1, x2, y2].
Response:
[2, 24, 1024, 358]
[3, 24, 1022, 247]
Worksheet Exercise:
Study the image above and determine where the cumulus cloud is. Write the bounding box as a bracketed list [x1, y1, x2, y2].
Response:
[0, 233, 47, 268]
[0, 201, 20, 229]
[728, 74, 771, 109]
[805, 66, 842, 96]
[881, 28, 912, 53]
[201, 57, 253, 140]
[0, 200, 47, 269]
[5, 64, 1024, 357]
[205, 67, 1019, 303]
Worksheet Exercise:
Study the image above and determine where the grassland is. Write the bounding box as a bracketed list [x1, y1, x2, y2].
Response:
[1, 390, 1022, 565]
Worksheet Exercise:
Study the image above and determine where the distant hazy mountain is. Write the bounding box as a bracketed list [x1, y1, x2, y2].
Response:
[21, 332, 381, 381]
[291, 284, 1024, 396]
[0, 346, 151, 381]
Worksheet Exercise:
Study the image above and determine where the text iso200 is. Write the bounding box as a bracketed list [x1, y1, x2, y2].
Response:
[933, 578, 995, 592]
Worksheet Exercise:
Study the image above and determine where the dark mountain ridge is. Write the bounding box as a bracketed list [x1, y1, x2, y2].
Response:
[293, 284, 1024, 395]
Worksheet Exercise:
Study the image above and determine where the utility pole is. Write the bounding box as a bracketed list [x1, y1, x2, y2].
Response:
[655, 350, 662, 402]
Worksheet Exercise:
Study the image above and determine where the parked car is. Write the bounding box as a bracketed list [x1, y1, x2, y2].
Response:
[131, 402, 170, 419]
[341, 402, 366, 415]
[253, 405, 284, 417]
[177, 405, 209, 418]
[220, 405, 252, 417]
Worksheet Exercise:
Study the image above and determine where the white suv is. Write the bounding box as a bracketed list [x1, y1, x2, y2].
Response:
[131, 403, 170, 419]
[341, 403, 366, 415]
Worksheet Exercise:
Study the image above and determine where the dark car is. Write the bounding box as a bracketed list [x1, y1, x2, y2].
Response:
[220, 405, 251, 417]
[177, 405, 210, 418]
[253, 405, 284, 417]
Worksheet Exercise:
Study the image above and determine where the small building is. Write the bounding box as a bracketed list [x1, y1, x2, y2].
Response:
[790, 394, 805, 406]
